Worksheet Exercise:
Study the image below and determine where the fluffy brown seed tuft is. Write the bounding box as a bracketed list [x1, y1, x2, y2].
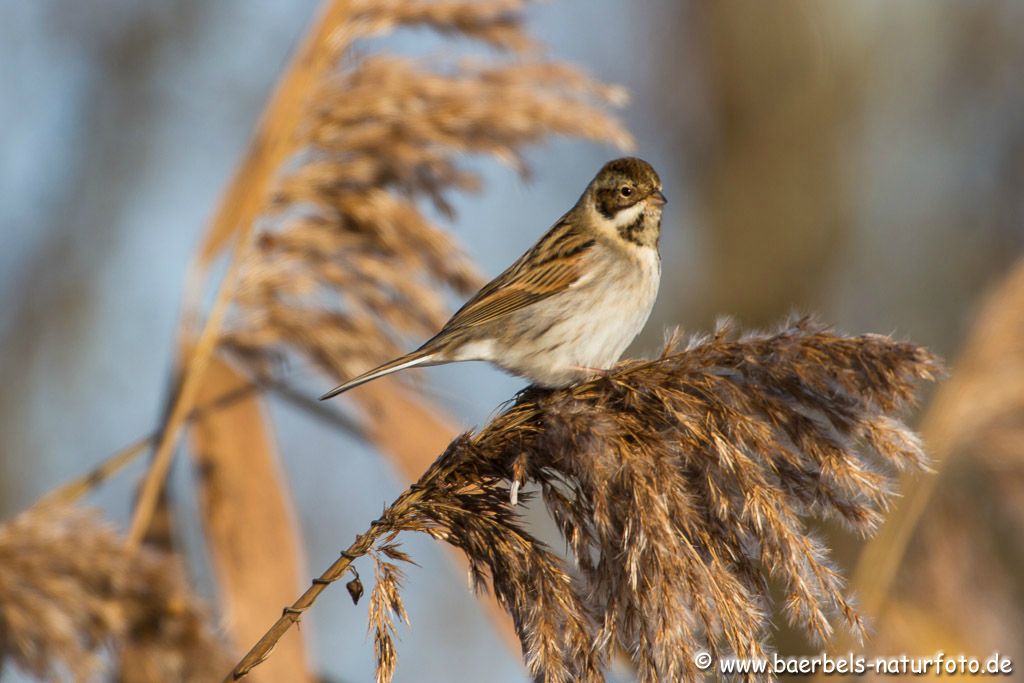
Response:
[229, 318, 937, 683]
[398, 318, 939, 682]
[0, 503, 228, 681]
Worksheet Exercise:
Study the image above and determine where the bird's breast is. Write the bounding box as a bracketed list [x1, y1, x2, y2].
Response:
[491, 245, 660, 386]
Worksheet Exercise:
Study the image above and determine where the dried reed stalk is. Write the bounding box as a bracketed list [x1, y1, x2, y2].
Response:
[41, 435, 153, 507]
[190, 357, 312, 682]
[0, 502, 228, 681]
[42, 375, 334, 509]
[227, 319, 938, 683]
[125, 0, 362, 548]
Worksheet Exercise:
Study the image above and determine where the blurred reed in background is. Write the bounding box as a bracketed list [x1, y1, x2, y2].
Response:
[0, 503, 228, 681]
[849, 259, 1024, 674]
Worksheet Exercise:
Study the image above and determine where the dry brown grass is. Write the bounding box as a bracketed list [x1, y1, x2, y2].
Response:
[228, 318, 938, 683]
[0, 503, 228, 681]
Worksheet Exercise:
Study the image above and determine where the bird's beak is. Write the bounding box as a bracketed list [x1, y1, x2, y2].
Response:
[650, 190, 668, 207]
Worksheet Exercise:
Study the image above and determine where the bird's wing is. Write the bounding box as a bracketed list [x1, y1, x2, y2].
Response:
[437, 218, 597, 333]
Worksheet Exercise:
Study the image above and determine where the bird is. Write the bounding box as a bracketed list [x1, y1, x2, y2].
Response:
[320, 157, 666, 400]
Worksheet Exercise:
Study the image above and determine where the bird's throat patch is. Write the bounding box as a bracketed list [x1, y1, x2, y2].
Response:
[618, 213, 651, 247]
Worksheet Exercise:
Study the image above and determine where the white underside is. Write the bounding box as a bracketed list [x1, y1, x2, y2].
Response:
[454, 243, 661, 387]
[453, 339, 497, 362]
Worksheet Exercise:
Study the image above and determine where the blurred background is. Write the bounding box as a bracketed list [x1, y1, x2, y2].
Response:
[2, 1, 1023, 681]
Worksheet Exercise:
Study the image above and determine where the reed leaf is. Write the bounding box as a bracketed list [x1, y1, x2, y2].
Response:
[190, 357, 312, 682]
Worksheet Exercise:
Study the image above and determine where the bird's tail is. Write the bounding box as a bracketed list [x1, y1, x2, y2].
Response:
[319, 349, 436, 400]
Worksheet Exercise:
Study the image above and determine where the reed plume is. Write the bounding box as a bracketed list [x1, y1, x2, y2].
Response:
[229, 318, 939, 683]
[0, 502, 227, 681]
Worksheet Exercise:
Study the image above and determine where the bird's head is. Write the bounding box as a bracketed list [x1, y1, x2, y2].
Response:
[585, 157, 666, 247]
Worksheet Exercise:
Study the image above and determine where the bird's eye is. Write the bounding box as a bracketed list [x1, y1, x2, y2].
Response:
[619, 186, 633, 197]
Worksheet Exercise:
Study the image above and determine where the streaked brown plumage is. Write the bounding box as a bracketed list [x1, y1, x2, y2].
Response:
[321, 157, 665, 399]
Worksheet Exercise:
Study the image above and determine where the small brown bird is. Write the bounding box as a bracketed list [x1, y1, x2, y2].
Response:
[320, 157, 665, 400]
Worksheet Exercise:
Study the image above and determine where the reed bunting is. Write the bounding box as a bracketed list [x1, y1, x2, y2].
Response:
[321, 157, 666, 400]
